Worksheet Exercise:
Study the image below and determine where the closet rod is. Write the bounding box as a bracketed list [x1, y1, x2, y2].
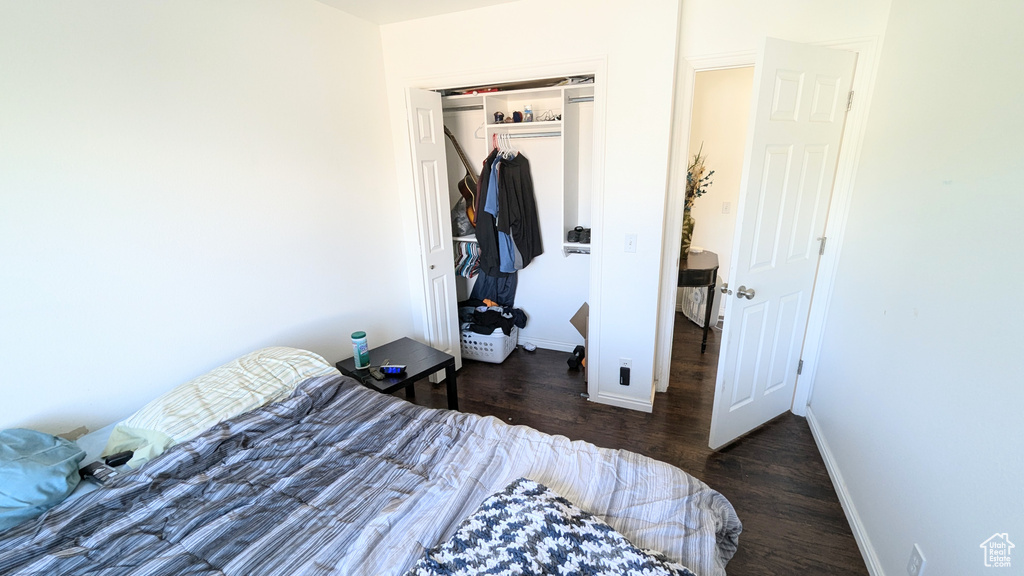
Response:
[445, 105, 484, 112]
[506, 131, 561, 139]
[568, 96, 594, 104]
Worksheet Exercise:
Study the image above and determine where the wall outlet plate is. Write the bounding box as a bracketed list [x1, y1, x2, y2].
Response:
[907, 543, 925, 576]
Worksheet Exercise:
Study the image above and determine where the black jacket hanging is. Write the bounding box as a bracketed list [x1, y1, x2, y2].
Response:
[475, 149, 544, 278]
[474, 150, 507, 278]
[495, 153, 543, 267]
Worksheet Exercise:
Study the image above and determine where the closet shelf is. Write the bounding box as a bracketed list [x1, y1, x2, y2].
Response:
[487, 120, 562, 129]
[453, 235, 478, 243]
[562, 242, 591, 256]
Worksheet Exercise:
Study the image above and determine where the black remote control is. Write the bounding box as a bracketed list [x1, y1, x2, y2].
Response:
[80, 461, 119, 485]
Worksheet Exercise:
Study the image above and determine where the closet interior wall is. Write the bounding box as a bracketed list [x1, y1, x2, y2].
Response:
[442, 81, 594, 352]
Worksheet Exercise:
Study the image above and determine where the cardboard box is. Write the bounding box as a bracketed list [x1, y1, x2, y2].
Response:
[569, 302, 589, 381]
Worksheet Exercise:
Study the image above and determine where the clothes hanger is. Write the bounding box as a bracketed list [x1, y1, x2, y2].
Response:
[503, 132, 517, 159]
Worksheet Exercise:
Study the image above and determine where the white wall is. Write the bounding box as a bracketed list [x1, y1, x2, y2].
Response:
[808, 0, 1024, 573]
[380, 0, 681, 408]
[679, 67, 753, 319]
[679, 0, 892, 58]
[0, 0, 413, 434]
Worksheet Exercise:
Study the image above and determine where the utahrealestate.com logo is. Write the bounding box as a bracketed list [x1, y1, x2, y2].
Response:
[980, 533, 1014, 568]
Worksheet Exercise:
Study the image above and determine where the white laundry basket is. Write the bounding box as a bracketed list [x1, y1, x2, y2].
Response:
[460, 326, 518, 363]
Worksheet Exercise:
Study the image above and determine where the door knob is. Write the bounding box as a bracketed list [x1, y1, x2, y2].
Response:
[736, 286, 755, 300]
[720, 283, 732, 296]
[429, 264, 435, 270]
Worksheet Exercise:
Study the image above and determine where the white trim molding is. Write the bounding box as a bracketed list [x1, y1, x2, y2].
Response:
[523, 337, 580, 354]
[806, 407, 884, 575]
[589, 390, 655, 413]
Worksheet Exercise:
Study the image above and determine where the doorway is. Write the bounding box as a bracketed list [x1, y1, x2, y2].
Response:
[676, 67, 754, 327]
[671, 66, 754, 430]
[657, 38, 867, 450]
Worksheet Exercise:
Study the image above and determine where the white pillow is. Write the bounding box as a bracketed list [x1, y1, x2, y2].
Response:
[103, 347, 338, 467]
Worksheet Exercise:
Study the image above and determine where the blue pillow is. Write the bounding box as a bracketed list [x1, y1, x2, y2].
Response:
[0, 429, 86, 531]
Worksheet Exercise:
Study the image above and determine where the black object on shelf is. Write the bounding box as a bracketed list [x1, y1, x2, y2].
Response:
[567, 226, 591, 244]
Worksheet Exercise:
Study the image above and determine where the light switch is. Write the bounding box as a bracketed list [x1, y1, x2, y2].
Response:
[625, 233, 637, 253]
[722, 201, 731, 214]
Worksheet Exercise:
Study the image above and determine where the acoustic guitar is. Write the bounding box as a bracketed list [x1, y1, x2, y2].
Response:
[443, 126, 478, 227]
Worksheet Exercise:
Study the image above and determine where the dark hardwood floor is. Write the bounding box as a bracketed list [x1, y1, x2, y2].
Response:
[398, 314, 867, 575]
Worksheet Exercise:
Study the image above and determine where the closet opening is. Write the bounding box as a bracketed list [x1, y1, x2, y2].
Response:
[414, 75, 598, 390]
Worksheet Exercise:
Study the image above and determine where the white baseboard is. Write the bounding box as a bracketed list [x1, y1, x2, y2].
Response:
[588, 391, 653, 413]
[520, 336, 579, 353]
[806, 407, 885, 576]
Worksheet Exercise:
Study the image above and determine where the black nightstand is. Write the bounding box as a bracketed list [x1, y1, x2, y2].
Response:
[336, 337, 458, 411]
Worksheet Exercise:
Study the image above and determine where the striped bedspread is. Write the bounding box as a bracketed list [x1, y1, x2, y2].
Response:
[0, 375, 741, 576]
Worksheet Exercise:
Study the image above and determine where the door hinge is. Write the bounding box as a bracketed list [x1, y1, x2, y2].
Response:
[797, 359, 804, 375]
[818, 236, 827, 256]
[846, 90, 854, 112]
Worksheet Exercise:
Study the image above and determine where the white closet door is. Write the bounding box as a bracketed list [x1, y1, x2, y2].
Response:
[406, 88, 461, 369]
[709, 38, 856, 449]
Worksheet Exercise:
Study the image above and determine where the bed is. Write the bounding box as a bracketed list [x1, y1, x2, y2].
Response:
[0, 352, 741, 576]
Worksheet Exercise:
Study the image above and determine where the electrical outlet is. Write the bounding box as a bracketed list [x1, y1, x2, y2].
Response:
[907, 544, 925, 576]
[722, 201, 731, 214]
[619, 359, 631, 386]
[624, 233, 637, 253]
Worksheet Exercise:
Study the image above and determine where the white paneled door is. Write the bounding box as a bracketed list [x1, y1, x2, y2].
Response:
[406, 88, 461, 370]
[709, 39, 856, 449]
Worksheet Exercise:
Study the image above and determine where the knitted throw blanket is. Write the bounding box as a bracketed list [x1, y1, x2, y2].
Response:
[404, 478, 697, 576]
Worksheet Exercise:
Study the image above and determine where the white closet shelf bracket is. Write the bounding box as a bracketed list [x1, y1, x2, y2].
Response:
[506, 131, 561, 139]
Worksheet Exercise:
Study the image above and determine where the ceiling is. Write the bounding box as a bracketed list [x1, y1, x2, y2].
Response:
[314, 0, 517, 25]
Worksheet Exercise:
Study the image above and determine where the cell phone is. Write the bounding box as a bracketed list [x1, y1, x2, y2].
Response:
[104, 450, 133, 467]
